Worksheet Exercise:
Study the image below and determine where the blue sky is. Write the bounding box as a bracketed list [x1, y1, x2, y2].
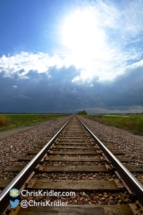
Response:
[0, 0, 143, 113]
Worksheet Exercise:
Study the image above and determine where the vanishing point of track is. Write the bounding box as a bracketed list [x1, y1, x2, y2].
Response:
[0, 116, 143, 214]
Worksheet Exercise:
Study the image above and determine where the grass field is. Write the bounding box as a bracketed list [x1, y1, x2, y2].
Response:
[0, 114, 67, 131]
[86, 114, 143, 135]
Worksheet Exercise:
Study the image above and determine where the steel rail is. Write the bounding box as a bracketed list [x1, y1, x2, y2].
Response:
[77, 116, 143, 206]
[0, 116, 72, 213]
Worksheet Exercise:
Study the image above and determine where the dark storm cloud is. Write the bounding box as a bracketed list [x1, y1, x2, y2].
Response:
[100, 64, 143, 109]
[0, 66, 79, 112]
[0, 64, 143, 113]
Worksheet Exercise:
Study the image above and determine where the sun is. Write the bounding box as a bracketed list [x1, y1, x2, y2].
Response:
[61, 8, 104, 57]
[59, 7, 110, 82]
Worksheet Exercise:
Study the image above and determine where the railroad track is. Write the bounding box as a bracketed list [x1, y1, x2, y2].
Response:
[0, 116, 143, 214]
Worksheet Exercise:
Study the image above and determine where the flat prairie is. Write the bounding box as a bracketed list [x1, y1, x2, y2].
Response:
[85, 114, 143, 135]
[0, 114, 66, 131]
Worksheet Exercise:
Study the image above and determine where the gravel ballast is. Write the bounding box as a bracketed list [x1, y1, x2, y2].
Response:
[0, 116, 71, 178]
[78, 116, 143, 163]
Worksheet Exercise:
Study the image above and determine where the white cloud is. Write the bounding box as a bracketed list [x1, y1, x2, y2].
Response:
[0, 52, 67, 78]
[0, 49, 142, 83]
[98, 0, 143, 36]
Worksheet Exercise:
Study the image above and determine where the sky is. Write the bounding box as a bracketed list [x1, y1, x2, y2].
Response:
[0, 0, 143, 113]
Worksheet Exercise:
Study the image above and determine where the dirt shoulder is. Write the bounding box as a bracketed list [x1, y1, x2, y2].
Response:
[0, 120, 54, 141]
[0, 125, 36, 141]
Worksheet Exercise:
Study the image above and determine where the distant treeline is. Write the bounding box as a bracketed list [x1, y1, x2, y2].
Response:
[77, 110, 87, 115]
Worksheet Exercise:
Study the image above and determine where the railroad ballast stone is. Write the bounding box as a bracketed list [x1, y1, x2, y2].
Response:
[0, 116, 71, 179]
[78, 116, 143, 163]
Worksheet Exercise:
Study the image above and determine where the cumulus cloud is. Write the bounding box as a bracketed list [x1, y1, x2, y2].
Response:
[0, 52, 67, 78]
[0, 52, 70, 79]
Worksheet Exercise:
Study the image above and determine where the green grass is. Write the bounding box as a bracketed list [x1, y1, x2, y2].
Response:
[86, 114, 143, 134]
[0, 114, 67, 131]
